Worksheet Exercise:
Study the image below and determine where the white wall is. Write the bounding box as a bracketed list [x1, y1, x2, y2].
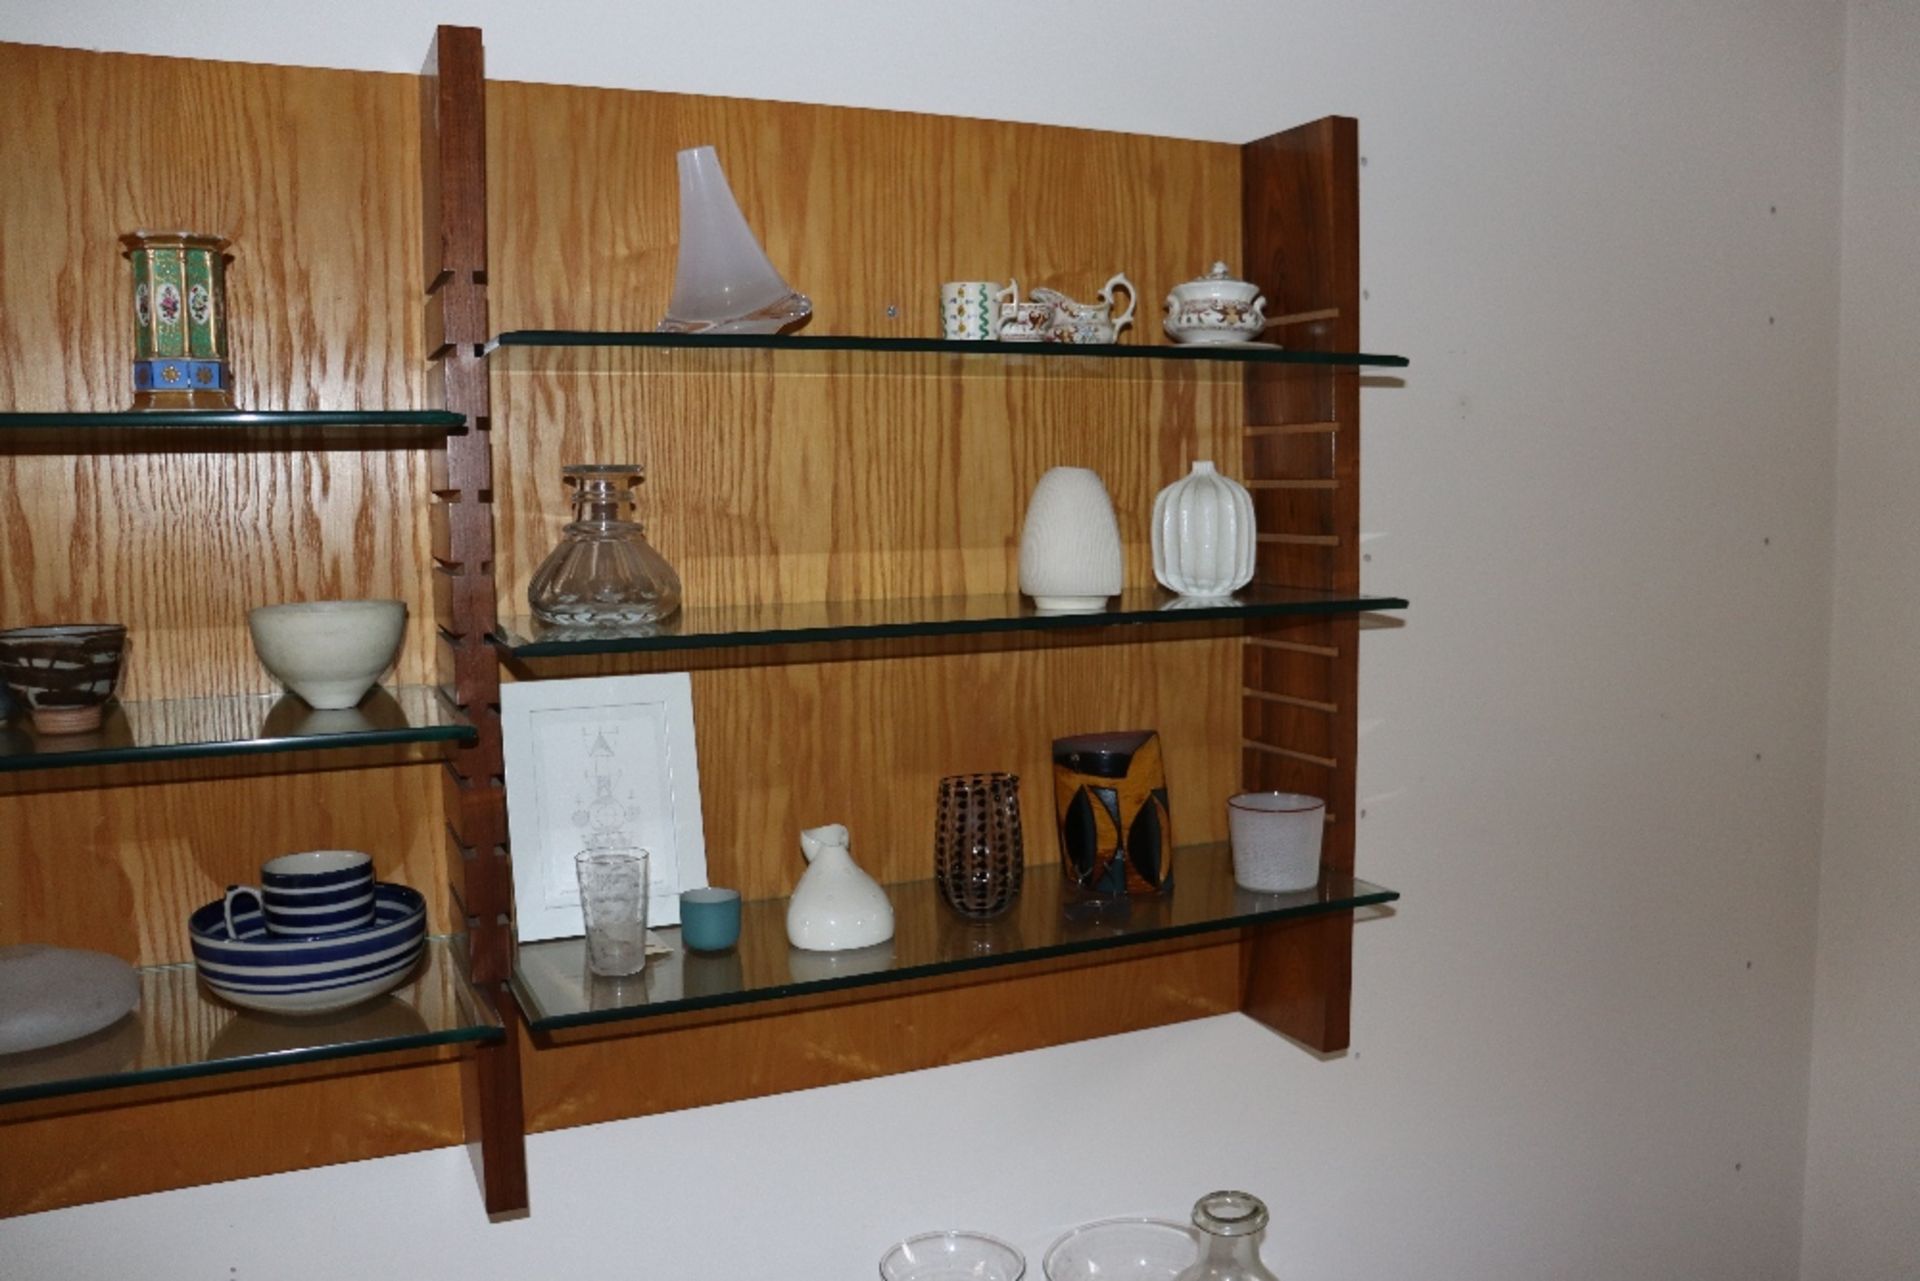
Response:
[1800, 2, 1920, 1277]
[0, 3, 1851, 1278]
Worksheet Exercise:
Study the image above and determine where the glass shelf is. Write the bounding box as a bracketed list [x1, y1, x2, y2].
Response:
[513, 843, 1397, 1032]
[487, 330, 1408, 378]
[0, 937, 500, 1105]
[0, 686, 475, 774]
[0, 409, 465, 451]
[498, 585, 1409, 658]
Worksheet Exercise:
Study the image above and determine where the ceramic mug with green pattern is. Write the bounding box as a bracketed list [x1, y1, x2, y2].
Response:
[940, 278, 1018, 341]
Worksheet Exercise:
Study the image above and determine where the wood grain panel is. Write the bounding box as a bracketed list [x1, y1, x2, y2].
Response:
[484, 82, 1248, 896]
[0, 1053, 465, 1217]
[484, 81, 1244, 609]
[0, 43, 438, 700]
[490, 363, 1227, 606]
[523, 935, 1243, 1132]
[509, 632, 1240, 893]
[0, 42, 470, 1212]
[486, 84, 1239, 337]
[0, 761, 449, 964]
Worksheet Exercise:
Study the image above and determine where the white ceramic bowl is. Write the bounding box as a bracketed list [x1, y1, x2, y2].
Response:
[247, 600, 405, 710]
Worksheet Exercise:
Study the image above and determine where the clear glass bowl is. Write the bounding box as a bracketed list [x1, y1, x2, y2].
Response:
[1042, 1217, 1199, 1281]
[880, 1229, 1026, 1281]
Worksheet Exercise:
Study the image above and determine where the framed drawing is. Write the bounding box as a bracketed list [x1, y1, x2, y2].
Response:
[501, 672, 708, 941]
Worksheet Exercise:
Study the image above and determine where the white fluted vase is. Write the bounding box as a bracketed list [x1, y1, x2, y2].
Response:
[1018, 467, 1124, 612]
[1151, 461, 1255, 598]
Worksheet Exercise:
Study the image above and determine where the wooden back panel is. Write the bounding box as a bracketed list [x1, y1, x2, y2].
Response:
[0, 44, 439, 701]
[486, 82, 1249, 879]
[0, 46, 454, 966]
[0, 43, 464, 1215]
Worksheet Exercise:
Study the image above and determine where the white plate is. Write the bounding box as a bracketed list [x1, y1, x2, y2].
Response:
[0, 944, 140, 1055]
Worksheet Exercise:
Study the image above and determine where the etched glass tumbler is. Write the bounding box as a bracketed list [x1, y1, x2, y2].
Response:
[575, 848, 650, 977]
[934, 772, 1025, 919]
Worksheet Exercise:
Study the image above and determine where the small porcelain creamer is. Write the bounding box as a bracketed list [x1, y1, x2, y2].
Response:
[786, 824, 895, 952]
[1034, 273, 1136, 344]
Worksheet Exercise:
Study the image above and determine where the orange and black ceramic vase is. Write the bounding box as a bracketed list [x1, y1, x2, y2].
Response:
[1051, 729, 1173, 896]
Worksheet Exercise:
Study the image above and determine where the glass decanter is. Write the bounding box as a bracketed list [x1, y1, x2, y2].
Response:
[528, 465, 682, 626]
[1172, 1191, 1280, 1281]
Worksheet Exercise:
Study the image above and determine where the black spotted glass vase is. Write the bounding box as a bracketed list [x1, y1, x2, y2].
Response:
[934, 772, 1025, 919]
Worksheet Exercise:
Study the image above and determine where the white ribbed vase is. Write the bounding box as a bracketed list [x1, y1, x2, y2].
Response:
[1151, 461, 1255, 598]
[1018, 466, 1124, 611]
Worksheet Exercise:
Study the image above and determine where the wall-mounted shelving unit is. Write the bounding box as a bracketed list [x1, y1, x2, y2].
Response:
[0, 24, 1405, 1221]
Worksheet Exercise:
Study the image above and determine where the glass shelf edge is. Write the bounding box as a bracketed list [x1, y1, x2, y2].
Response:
[485, 330, 1408, 368]
[496, 591, 1411, 658]
[0, 938, 503, 1107]
[0, 686, 477, 776]
[0, 1022, 502, 1107]
[515, 866, 1398, 1033]
[0, 410, 466, 428]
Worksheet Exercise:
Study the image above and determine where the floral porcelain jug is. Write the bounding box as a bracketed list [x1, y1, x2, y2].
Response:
[785, 824, 895, 951]
[1033, 273, 1136, 344]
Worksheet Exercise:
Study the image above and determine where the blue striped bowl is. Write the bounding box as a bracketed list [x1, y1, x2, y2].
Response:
[189, 883, 426, 1015]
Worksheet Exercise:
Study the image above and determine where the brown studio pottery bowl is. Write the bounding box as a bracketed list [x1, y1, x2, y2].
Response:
[0, 624, 127, 735]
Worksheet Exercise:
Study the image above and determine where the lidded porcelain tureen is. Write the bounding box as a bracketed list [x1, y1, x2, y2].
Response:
[1163, 262, 1267, 345]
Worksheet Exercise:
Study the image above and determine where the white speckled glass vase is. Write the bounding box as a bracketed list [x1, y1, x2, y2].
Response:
[1151, 461, 1255, 598]
[1018, 467, 1125, 611]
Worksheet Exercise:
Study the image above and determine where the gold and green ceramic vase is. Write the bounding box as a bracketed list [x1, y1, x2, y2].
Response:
[120, 230, 235, 410]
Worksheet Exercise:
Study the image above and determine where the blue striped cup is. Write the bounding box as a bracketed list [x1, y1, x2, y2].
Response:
[224, 849, 376, 938]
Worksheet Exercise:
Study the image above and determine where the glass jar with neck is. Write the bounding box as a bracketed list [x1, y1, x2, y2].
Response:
[528, 464, 682, 626]
[1172, 1191, 1280, 1281]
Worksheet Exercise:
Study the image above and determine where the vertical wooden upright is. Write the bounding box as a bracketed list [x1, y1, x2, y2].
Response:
[422, 24, 528, 1215]
[1237, 117, 1364, 1053]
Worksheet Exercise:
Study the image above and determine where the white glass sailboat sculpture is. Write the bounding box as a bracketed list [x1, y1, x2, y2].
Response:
[657, 145, 811, 334]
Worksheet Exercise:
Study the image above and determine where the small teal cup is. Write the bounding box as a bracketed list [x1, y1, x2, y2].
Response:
[679, 887, 742, 952]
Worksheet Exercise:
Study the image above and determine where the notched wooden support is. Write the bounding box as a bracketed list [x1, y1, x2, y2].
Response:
[1237, 118, 1367, 1056]
[425, 20, 523, 1219]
